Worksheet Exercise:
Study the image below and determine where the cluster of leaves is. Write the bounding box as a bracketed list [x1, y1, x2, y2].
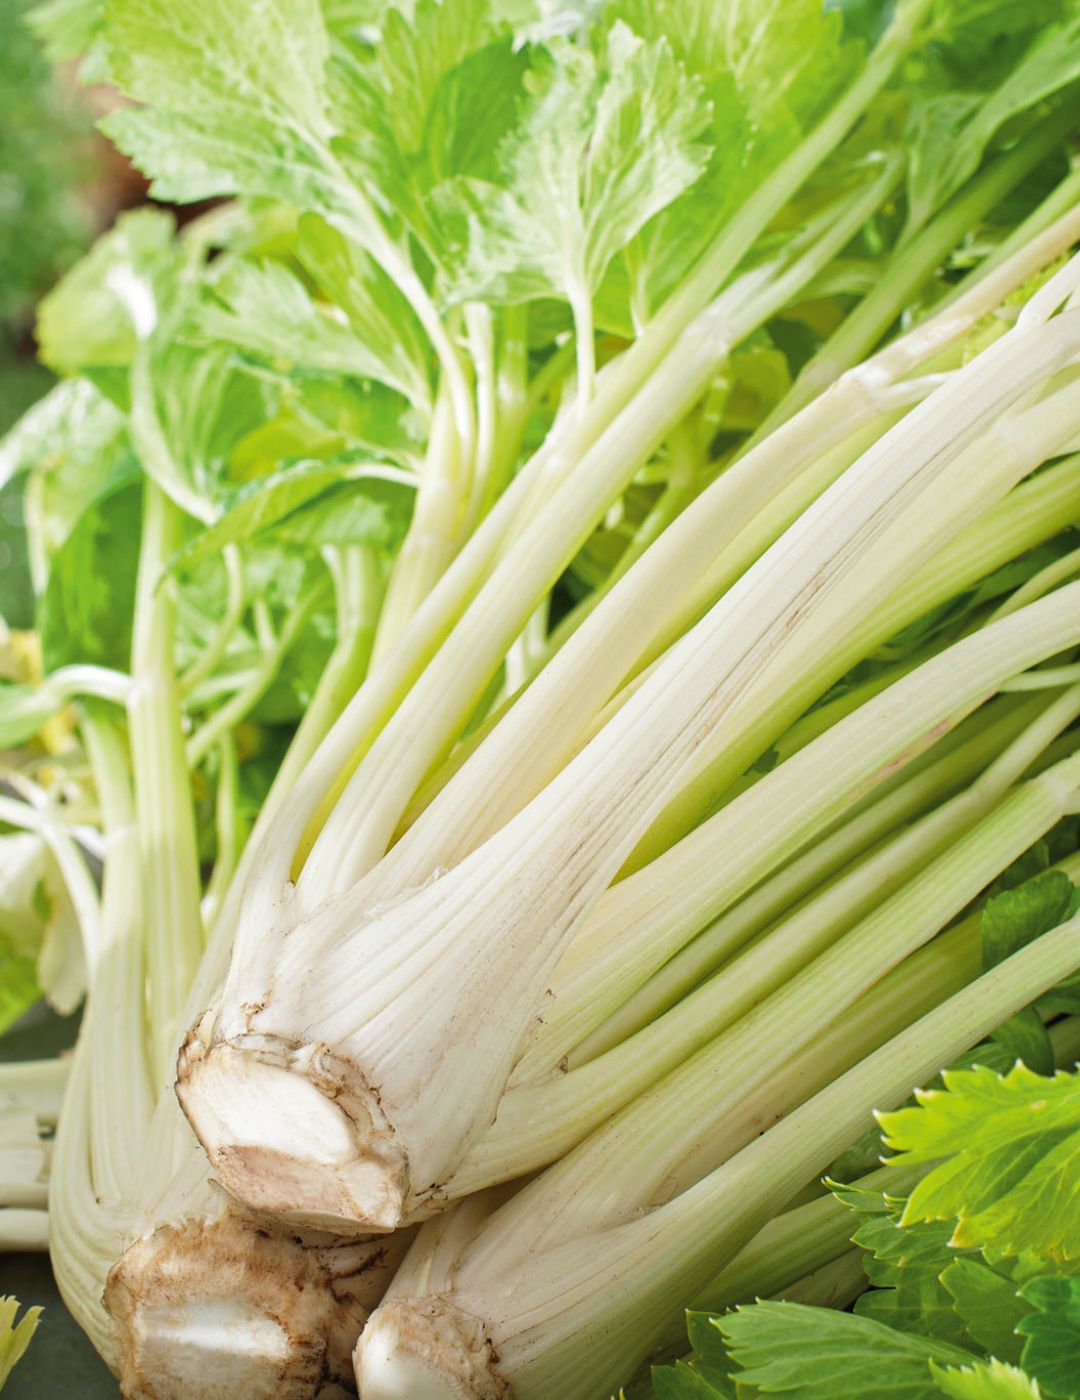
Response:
[651, 860, 1080, 1399]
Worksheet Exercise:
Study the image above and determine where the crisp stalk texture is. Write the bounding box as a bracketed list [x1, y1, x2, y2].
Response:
[354, 915, 1080, 1400]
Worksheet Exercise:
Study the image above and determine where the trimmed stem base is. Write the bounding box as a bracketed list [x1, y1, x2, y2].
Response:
[105, 1209, 404, 1400]
[177, 1029, 410, 1234]
[354, 1299, 508, 1400]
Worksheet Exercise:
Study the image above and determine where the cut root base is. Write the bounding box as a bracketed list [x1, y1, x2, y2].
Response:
[354, 1298, 509, 1400]
[177, 1031, 409, 1234]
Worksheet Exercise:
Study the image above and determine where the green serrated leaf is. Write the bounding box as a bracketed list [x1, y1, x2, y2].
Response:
[903, 12, 1080, 238]
[720, 1300, 975, 1398]
[931, 1358, 1043, 1400]
[101, 0, 348, 216]
[852, 1206, 978, 1351]
[0, 1297, 43, 1389]
[982, 872, 1079, 970]
[652, 1358, 734, 1399]
[169, 459, 413, 572]
[199, 256, 426, 406]
[881, 1063, 1080, 1263]
[1017, 1276, 1080, 1400]
[940, 1258, 1028, 1364]
[434, 22, 712, 312]
[990, 1009, 1055, 1078]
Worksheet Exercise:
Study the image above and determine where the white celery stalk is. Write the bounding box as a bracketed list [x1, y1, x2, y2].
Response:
[524, 579, 1080, 1067]
[449, 693, 1079, 1191]
[296, 161, 904, 902]
[206, 10, 931, 956]
[46, 711, 413, 1397]
[354, 916, 1080, 1400]
[569, 695, 1047, 1061]
[447, 748, 1080, 1247]
[686, 1001, 1080, 1330]
[308, 210, 1080, 924]
[180, 303, 1080, 1234]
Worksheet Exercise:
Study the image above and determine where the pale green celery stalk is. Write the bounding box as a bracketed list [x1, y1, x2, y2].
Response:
[355, 918, 1080, 1400]
[78, 710, 153, 1205]
[186, 333, 1080, 1233]
[351, 228, 1080, 913]
[462, 304, 498, 537]
[752, 111, 1076, 439]
[39, 665, 131, 707]
[687, 987, 1080, 1334]
[450, 694, 1079, 1192]
[266, 542, 383, 810]
[940, 163, 1080, 308]
[202, 735, 239, 929]
[1, 1097, 50, 1214]
[297, 159, 904, 903]
[185, 582, 323, 768]
[525, 581, 1080, 1069]
[560, 694, 1046, 1067]
[0, 1058, 69, 1123]
[49, 709, 153, 1367]
[530, 416, 702, 675]
[771, 1250, 869, 1314]
[503, 597, 552, 700]
[210, 19, 1048, 940]
[568, 273, 597, 408]
[625, 441, 1080, 871]
[128, 479, 204, 1088]
[483, 305, 530, 520]
[993, 543, 1080, 620]
[475, 749, 1080, 1258]
[0, 1213, 49, 1250]
[177, 544, 246, 698]
[372, 381, 469, 664]
[684, 1162, 921, 1333]
[1004, 661, 1080, 689]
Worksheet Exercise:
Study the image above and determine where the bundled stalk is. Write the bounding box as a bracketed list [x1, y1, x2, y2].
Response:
[5, 1, 1080, 1397]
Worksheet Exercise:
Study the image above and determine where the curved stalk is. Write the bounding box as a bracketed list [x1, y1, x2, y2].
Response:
[354, 914, 1080, 1400]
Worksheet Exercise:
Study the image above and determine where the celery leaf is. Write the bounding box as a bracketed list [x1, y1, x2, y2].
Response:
[433, 22, 712, 311]
[100, 0, 340, 210]
[930, 1359, 1043, 1400]
[0, 1298, 42, 1390]
[1016, 1276, 1080, 1400]
[198, 257, 429, 407]
[720, 1300, 975, 1396]
[880, 1063, 1080, 1263]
